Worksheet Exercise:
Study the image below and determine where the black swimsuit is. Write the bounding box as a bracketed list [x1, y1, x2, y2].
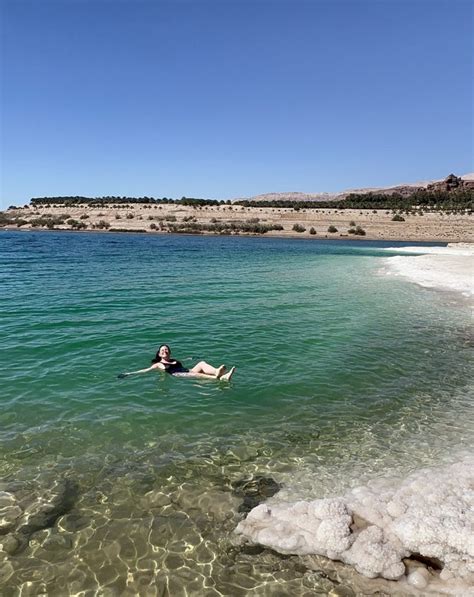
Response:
[164, 360, 189, 375]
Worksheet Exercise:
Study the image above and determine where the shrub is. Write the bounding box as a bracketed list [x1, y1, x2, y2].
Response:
[96, 220, 110, 229]
[166, 221, 284, 235]
[328, 225, 338, 233]
[70, 220, 87, 230]
[0, 213, 14, 226]
[165, 215, 177, 222]
[80, 214, 89, 219]
[30, 216, 65, 228]
[391, 214, 405, 222]
[109, 228, 147, 233]
[348, 228, 356, 234]
[150, 223, 157, 230]
[349, 220, 356, 226]
[126, 213, 134, 219]
[115, 214, 121, 219]
[292, 223, 306, 233]
[354, 225, 366, 236]
[309, 227, 316, 235]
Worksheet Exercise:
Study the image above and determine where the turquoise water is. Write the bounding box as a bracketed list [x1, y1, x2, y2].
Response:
[0, 230, 472, 595]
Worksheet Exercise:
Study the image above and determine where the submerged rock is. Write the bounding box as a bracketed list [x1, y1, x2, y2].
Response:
[5, 478, 79, 554]
[231, 475, 281, 514]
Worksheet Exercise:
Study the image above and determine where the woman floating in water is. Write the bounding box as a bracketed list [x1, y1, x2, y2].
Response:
[118, 344, 235, 381]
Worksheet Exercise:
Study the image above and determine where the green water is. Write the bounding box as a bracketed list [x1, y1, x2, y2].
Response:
[0, 231, 472, 595]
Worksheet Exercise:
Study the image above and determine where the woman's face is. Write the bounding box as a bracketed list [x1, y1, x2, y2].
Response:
[159, 345, 171, 359]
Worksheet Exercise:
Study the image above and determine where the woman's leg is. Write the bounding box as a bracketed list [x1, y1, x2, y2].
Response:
[190, 361, 225, 378]
[220, 366, 235, 381]
[190, 372, 219, 379]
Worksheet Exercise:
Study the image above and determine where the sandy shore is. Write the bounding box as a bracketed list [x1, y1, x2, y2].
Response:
[2, 203, 474, 242]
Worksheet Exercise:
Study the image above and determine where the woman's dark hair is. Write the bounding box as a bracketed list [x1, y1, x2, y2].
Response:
[151, 344, 171, 364]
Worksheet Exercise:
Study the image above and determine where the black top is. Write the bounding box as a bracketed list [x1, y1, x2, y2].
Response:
[164, 360, 189, 374]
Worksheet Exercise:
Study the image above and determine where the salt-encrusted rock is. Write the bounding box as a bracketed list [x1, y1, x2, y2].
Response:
[236, 498, 353, 558]
[235, 456, 474, 589]
[342, 525, 406, 580]
[407, 567, 430, 589]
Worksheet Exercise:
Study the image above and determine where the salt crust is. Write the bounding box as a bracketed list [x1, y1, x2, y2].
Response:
[235, 456, 474, 589]
[382, 243, 474, 297]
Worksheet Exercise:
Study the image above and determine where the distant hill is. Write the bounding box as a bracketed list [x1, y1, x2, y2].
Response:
[233, 173, 474, 203]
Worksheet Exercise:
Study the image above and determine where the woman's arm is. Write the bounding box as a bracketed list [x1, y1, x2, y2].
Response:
[117, 363, 163, 378]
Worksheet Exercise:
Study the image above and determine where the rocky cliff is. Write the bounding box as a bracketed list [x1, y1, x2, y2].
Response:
[236, 173, 474, 203]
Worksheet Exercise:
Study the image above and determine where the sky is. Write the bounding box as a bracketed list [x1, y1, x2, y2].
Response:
[0, 0, 472, 208]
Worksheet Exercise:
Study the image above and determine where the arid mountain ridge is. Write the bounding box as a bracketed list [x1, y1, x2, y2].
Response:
[235, 172, 474, 203]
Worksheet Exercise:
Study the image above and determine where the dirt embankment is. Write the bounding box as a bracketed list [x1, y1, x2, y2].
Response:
[2, 204, 473, 242]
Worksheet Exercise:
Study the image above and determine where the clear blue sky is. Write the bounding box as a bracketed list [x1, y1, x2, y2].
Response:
[1, 0, 472, 208]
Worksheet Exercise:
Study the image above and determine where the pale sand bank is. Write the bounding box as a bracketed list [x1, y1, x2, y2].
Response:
[382, 243, 474, 297]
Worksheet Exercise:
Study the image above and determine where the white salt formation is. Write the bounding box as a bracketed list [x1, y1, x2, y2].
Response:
[383, 243, 474, 297]
[235, 456, 474, 592]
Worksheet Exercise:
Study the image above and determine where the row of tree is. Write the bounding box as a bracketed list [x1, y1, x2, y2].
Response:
[26, 189, 473, 212]
[235, 190, 473, 211]
[29, 196, 228, 206]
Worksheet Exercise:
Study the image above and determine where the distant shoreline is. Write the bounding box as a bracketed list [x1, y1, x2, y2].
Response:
[0, 226, 460, 245]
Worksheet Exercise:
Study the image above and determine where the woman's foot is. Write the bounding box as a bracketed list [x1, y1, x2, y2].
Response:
[220, 366, 235, 381]
[215, 365, 226, 379]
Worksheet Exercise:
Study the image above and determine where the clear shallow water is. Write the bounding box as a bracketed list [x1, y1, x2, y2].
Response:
[0, 231, 472, 595]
